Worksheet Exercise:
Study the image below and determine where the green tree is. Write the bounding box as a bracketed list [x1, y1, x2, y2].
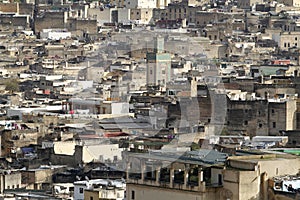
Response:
[5, 79, 19, 93]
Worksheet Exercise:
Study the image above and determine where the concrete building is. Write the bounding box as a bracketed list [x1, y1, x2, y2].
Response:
[74, 179, 125, 200]
[130, 8, 154, 24]
[237, 0, 264, 10]
[40, 29, 71, 40]
[0, 171, 21, 193]
[223, 153, 300, 200]
[125, 149, 228, 200]
[278, 0, 300, 7]
[272, 32, 300, 51]
[225, 97, 297, 137]
[124, 0, 156, 9]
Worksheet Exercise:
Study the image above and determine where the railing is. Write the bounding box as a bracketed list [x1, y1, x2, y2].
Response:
[127, 177, 207, 192]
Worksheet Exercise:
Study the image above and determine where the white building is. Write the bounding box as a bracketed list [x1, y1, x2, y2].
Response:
[125, 0, 156, 9]
[74, 179, 126, 200]
[40, 29, 71, 40]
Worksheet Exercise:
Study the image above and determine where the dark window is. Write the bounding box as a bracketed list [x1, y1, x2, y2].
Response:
[259, 123, 262, 128]
[244, 121, 248, 125]
[271, 109, 274, 114]
[273, 122, 276, 128]
[90, 197, 93, 200]
[79, 188, 84, 194]
[131, 190, 135, 200]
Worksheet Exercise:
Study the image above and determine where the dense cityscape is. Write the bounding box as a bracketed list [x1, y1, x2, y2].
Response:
[0, 0, 299, 199]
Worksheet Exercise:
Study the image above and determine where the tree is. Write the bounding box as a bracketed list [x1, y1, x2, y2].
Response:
[5, 79, 19, 94]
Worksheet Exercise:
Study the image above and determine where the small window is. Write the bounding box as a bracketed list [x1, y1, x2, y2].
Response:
[296, 37, 298, 41]
[273, 122, 276, 128]
[79, 188, 84, 194]
[271, 109, 274, 114]
[244, 121, 248, 125]
[131, 190, 135, 200]
[90, 197, 93, 200]
[259, 123, 262, 128]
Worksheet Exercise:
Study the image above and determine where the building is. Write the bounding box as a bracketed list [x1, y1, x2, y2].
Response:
[73, 179, 125, 200]
[237, 0, 264, 9]
[223, 153, 300, 200]
[278, 0, 300, 7]
[0, 171, 21, 193]
[146, 37, 171, 87]
[125, 149, 228, 200]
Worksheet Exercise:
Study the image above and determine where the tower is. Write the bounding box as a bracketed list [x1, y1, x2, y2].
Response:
[146, 36, 171, 87]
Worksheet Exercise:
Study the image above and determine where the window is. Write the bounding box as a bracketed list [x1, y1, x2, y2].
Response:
[244, 121, 248, 125]
[259, 123, 262, 128]
[90, 197, 94, 200]
[131, 190, 135, 200]
[273, 122, 276, 128]
[284, 43, 287, 47]
[162, 70, 165, 74]
[296, 37, 298, 41]
[271, 109, 274, 114]
[79, 188, 84, 194]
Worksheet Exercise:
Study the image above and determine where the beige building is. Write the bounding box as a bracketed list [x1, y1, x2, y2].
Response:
[125, 149, 228, 200]
[0, 171, 21, 193]
[237, 0, 264, 9]
[126, 150, 300, 200]
[274, 32, 300, 50]
[278, 0, 300, 7]
[130, 8, 154, 24]
[223, 154, 300, 200]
